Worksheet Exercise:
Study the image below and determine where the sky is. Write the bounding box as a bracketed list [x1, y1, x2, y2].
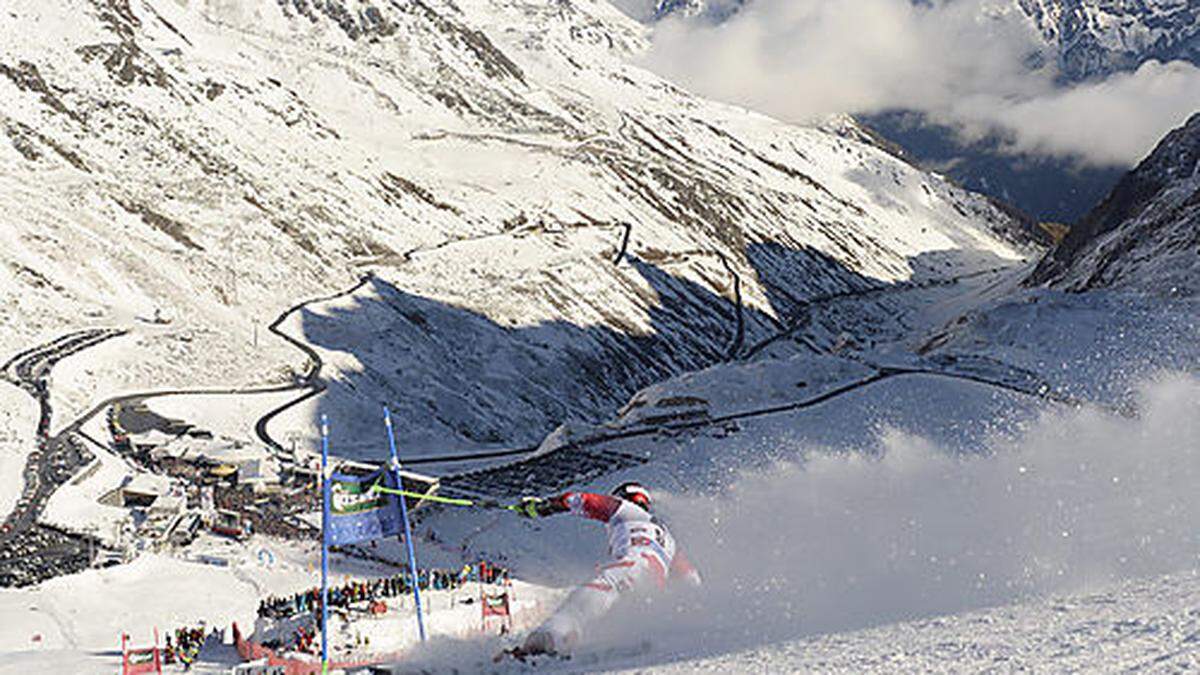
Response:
[621, 0, 1200, 168]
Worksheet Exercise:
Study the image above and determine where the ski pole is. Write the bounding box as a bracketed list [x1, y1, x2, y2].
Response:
[369, 484, 520, 512]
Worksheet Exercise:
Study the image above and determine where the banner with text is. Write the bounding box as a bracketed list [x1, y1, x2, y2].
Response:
[326, 467, 401, 546]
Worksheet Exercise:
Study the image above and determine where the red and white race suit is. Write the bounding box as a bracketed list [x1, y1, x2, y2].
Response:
[523, 492, 701, 654]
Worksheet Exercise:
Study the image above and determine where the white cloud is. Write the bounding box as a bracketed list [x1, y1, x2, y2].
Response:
[640, 0, 1200, 167]
[983, 60, 1200, 165]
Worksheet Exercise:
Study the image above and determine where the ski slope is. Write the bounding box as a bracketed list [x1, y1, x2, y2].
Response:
[609, 570, 1200, 673]
[2, 291, 1198, 672]
[373, 361, 1200, 673]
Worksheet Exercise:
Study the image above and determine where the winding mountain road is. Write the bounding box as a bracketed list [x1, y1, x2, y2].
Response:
[0, 329, 124, 585]
[426, 263, 1137, 499]
[0, 276, 371, 584]
[47, 275, 375, 459]
[252, 274, 373, 453]
[432, 361, 1119, 500]
[0, 329, 125, 537]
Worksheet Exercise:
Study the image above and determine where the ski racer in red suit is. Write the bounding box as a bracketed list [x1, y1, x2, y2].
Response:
[514, 482, 701, 657]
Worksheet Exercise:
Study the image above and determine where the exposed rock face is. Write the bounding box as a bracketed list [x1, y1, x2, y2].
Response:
[651, 0, 745, 22]
[1016, 0, 1200, 80]
[1030, 112, 1200, 292]
[654, 0, 1200, 82]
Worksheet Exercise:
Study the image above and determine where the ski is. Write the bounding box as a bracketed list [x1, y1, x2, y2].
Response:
[492, 645, 567, 665]
[492, 640, 652, 667]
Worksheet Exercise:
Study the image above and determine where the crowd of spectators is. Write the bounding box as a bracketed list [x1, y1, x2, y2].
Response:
[163, 625, 210, 670]
[259, 622, 318, 655]
[257, 563, 510, 620]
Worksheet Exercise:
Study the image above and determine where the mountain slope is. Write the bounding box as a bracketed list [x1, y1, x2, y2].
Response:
[0, 0, 1028, 456]
[1029, 112, 1200, 292]
[1018, 0, 1200, 81]
[651, 0, 744, 22]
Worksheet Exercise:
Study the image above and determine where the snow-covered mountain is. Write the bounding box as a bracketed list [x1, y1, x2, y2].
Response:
[650, 0, 744, 22]
[643, 1, 1200, 223]
[861, 1, 1200, 224]
[652, 0, 1200, 81]
[0, 0, 1028, 455]
[1017, 0, 1200, 81]
[1029, 112, 1200, 292]
[3, 3, 1199, 672]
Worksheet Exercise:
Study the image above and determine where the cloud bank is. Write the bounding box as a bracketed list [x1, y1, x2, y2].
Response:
[641, 0, 1200, 167]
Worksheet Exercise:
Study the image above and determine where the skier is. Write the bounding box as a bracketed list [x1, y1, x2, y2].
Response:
[508, 481, 701, 659]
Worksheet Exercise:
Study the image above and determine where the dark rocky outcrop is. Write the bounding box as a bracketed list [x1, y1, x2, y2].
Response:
[1029, 112, 1200, 291]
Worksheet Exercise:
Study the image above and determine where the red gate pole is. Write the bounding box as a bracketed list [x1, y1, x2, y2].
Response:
[152, 627, 162, 674]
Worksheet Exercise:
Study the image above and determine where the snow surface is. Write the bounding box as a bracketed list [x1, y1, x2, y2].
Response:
[386, 370, 1200, 672]
[613, 354, 873, 427]
[0, 534, 562, 673]
[4, 281, 1200, 673]
[0, 0, 1030, 460]
[146, 390, 299, 446]
[1, 0, 1196, 673]
[0, 386, 37, 522]
[0, 553, 261, 655]
[923, 290, 1200, 407]
[609, 570, 1200, 673]
[38, 443, 136, 544]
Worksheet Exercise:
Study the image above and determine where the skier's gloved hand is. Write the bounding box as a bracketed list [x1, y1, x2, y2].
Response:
[516, 497, 546, 519]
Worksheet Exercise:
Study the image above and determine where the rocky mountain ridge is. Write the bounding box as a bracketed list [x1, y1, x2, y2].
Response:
[1029, 111, 1200, 293]
[1017, 0, 1200, 81]
[651, 0, 744, 22]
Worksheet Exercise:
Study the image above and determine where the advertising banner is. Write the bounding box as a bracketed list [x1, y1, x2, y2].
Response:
[326, 466, 401, 546]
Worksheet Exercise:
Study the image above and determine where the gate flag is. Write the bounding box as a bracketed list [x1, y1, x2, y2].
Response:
[482, 592, 510, 617]
[327, 465, 402, 546]
[121, 631, 162, 675]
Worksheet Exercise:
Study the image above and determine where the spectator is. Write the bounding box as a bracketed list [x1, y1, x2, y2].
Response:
[255, 562, 510, 618]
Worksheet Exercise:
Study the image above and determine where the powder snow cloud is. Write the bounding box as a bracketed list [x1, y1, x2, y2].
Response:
[624, 373, 1200, 650]
[639, 0, 1200, 167]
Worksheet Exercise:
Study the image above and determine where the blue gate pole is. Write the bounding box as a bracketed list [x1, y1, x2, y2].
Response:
[385, 406, 427, 642]
[320, 415, 331, 673]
